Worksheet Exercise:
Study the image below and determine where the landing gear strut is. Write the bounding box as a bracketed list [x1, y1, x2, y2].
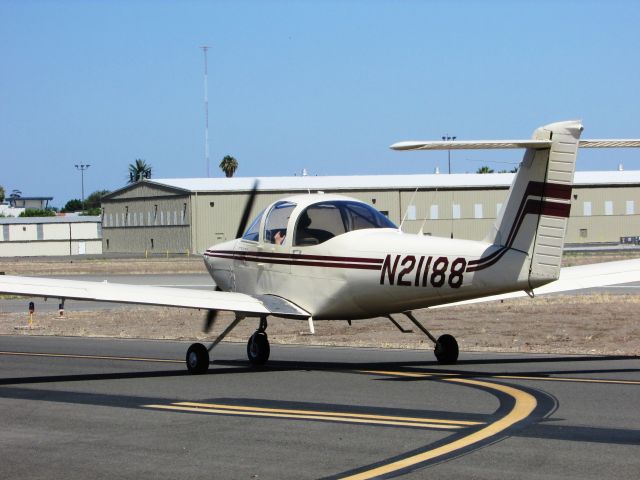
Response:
[402, 312, 459, 364]
[247, 317, 270, 366]
[186, 314, 244, 374]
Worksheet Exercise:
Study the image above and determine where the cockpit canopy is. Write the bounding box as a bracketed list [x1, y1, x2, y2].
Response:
[242, 199, 397, 246]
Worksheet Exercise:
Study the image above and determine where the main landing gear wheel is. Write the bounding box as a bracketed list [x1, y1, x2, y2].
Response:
[247, 332, 270, 366]
[186, 343, 210, 374]
[434, 334, 459, 365]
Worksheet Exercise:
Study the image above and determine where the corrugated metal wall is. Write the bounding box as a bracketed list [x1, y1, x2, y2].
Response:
[102, 187, 191, 253]
[102, 181, 640, 254]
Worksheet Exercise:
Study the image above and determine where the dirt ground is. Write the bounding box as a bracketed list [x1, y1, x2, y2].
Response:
[1, 252, 639, 356]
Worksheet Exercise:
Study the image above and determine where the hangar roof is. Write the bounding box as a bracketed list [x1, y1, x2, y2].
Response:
[148, 170, 640, 193]
[0, 216, 101, 225]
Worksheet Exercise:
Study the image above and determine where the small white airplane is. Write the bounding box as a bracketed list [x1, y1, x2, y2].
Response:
[2, 120, 640, 373]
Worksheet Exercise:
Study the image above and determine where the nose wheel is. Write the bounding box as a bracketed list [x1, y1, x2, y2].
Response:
[247, 317, 270, 366]
[186, 343, 209, 374]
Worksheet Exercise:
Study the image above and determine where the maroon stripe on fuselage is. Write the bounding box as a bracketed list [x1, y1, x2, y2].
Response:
[466, 180, 572, 272]
[205, 249, 384, 264]
[205, 251, 383, 270]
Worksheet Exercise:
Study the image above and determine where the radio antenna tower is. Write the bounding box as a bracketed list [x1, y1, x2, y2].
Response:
[201, 45, 210, 177]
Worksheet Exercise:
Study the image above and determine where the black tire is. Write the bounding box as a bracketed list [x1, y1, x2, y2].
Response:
[434, 334, 459, 364]
[247, 332, 270, 366]
[186, 343, 209, 374]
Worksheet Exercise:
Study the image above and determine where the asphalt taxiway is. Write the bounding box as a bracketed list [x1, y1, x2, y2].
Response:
[0, 336, 638, 479]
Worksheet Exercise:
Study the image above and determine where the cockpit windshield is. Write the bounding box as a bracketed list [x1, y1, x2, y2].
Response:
[241, 208, 265, 242]
[294, 200, 397, 246]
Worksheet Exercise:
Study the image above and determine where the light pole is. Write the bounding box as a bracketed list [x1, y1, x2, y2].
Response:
[201, 45, 210, 177]
[442, 134, 456, 174]
[74, 164, 90, 208]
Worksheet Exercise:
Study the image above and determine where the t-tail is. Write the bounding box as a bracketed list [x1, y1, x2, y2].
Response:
[391, 120, 640, 289]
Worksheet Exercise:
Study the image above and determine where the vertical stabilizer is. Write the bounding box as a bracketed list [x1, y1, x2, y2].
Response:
[488, 120, 583, 287]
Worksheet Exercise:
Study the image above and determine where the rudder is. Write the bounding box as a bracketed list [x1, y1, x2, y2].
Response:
[488, 120, 583, 287]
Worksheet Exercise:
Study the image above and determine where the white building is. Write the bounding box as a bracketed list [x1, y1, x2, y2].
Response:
[0, 216, 102, 257]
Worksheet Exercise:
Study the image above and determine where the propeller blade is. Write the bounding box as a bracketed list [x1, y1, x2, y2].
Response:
[203, 309, 218, 333]
[235, 180, 260, 239]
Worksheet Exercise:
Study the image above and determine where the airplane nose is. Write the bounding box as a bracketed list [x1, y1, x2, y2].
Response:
[203, 240, 238, 291]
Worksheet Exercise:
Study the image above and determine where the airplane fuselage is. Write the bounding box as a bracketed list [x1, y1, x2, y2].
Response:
[204, 228, 532, 320]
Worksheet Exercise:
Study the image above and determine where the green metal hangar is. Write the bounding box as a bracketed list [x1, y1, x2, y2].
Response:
[100, 171, 640, 254]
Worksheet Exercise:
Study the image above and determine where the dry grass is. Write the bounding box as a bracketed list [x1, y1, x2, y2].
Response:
[2, 294, 638, 356]
[0, 257, 207, 275]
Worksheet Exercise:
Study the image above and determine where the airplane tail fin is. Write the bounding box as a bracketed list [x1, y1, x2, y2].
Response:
[391, 120, 640, 288]
[487, 120, 582, 286]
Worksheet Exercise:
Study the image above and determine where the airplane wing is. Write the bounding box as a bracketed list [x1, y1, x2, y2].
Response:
[432, 258, 640, 308]
[0, 275, 310, 319]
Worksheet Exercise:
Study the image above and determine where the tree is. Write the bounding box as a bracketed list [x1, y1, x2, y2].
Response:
[62, 199, 83, 212]
[85, 189, 110, 210]
[128, 159, 152, 183]
[19, 208, 56, 217]
[219, 155, 238, 178]
[476, 166, 495, 174]
[0, 185, 4, 203]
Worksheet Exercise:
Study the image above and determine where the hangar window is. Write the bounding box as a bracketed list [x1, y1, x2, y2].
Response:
[583, 202, 592, 217]
[604, 201, 613, 216]
[430, 205, 439, 220]
[452, 204, 461, 219]
[474, 203, 483, 219]
[627, 200, 635, 215]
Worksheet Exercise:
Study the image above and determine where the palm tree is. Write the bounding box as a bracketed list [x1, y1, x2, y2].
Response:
[219, 155, 238, 178]
[476, 166, 494, 174]
[128, 159, 152, 183]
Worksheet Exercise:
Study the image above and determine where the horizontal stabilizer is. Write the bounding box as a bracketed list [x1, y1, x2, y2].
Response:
[391, 139, 640, 151]
[431, 258, 640, 308]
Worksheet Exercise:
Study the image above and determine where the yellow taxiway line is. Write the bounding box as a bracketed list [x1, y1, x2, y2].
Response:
[0, 351, 182, 364]
[339, 375, 537, 480]
[359, 368, 640, 386]
[144, 401, 482, 430]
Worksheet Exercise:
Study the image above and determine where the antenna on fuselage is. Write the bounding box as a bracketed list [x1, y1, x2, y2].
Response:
[399, 186, 419, 232]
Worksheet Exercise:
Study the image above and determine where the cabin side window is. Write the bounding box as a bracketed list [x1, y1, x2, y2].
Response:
[263, 201, 296, 245]
[294, 204, 346, 246]
[293, 201, 396, 246]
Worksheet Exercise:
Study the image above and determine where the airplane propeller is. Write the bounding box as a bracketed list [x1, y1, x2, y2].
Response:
[235, 180, 260, 239]
[203, 309, 218, 333]
[203, 180, 259, 335]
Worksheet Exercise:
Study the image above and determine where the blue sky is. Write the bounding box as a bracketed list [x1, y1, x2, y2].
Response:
[2, 0, 639, 207]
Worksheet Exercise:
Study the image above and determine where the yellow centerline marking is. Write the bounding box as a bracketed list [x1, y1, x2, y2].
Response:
[0, 351, 182, 364]
[340, 377, 537, 480]
[358, 369, 457, 378]
[495, 375, 640, 386]
[172, 401, 482, 426]
[143, 403, 469, 429]
[358, 368, 640, 386]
